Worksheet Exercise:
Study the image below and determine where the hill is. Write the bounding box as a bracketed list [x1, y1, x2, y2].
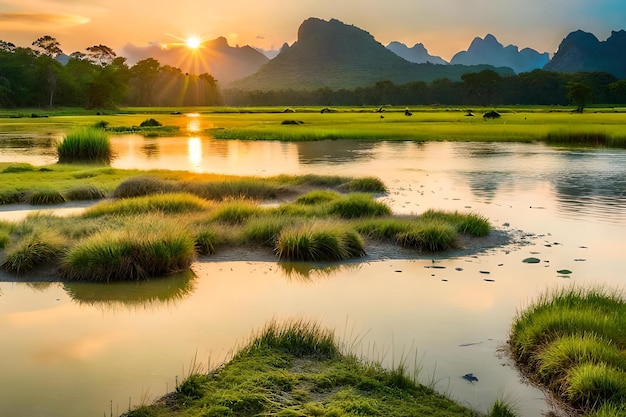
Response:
[122, 37, 269, 85]
[450, 34, 549, 74]
[228, 18, 513, 91]
[386, 41, 448, 65]
[544, 30, 626, 78]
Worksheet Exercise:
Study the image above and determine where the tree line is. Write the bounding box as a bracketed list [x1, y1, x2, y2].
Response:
[224, 70, 626, 109]
[0, 36, 222, 108]
[1, 36, 625, 109]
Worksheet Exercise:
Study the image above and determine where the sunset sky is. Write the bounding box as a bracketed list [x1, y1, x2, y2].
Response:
[1, 0, 625, 61]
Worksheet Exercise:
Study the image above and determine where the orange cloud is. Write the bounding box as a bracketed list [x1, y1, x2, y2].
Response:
[0, 13, 90, 30]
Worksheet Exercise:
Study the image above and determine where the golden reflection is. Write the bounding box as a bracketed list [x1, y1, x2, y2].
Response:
[62, 270, 197, 311]
[186, 112, 201, 133]
[188, 137, 203, 170]
[32, 330, 129, 363]
[279, 262, 362, 282]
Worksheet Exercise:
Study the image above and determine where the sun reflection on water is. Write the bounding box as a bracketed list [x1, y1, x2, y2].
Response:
[188, 137, 202, 171]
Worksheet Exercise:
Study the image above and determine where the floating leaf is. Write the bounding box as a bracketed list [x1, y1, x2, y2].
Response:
[557, 269, 572, 275]
[523, 257, 541, 264]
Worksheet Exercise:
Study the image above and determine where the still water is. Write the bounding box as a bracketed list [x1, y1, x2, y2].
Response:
[1, 132, 626, 417]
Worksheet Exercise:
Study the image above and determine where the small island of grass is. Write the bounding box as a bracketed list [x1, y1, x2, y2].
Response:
[123, 320, 515, 417]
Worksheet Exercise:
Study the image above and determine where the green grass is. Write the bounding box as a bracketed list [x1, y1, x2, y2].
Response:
[2, 230, 66, 274]
[60, 216, 196, 282]
[122, 320, 493, 417]
[295, 190, 342, 205]
[275, 222, 365, 261]
[57, 126, 112, 164]
[82, 193, 209, 217]
[509, 287, 626, 414]
[209, 199, 262, 224]
[64, 185, 106, 201]
[421, 209, 492, 237]
[395, 220, 458, 252]
[28, 189, 67, 205]
[545, 130, 626, 148]
[326, 193, 392, 219]
[242, 215, 297, 247]
[343, 177, 388, 193]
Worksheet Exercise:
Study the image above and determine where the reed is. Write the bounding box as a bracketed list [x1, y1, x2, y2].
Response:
[57, 126, 112, 164]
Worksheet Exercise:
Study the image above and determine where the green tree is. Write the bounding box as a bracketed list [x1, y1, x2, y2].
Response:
[85, 44, 116, 66]
[32, 36, 63, 106]
[129, 58, 161, 105]
[566, 81, 593, 112]
[31, 35, 62, 57]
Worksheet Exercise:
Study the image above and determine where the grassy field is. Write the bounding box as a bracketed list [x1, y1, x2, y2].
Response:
[122, 320, 515, 417]
[1, 106, 626, 144]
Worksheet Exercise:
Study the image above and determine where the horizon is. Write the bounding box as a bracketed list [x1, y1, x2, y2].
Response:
[1, 0, 624, 62]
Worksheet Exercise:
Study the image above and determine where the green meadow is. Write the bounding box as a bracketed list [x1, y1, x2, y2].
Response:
[1, 106, 626, 145]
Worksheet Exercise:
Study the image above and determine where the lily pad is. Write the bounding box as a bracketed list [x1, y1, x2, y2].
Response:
[557, 269, 572, 275]
[523, 257, 541, 264]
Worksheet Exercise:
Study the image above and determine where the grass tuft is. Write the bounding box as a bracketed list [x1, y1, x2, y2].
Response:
[396, 220, 457, 252]
[57, 126, 112, 164]
[343, 177, 387, 193]
[2, 231, 66, 274]
[28, 189, 67, 205]
[326, 193, 392, 219]
[275, 222, 365, 261]
[210, 200, 261, 224]
[112, 176, 176, 199]
[64, 185, 106, 201]
[60, 216, 196, 281]
[83, 193, 209, 217]
[294, 190, 341, 205]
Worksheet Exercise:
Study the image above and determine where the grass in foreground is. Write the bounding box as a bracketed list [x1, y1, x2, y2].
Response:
[509, 287, 626, 416]
[123, 320, 511, 417]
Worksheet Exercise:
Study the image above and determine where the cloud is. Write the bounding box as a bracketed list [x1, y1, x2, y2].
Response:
[0, 12, 90, 30]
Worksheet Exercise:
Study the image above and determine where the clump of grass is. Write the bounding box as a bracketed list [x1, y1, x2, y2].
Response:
[112, 176, 176, 198]
[326, 193, 392, 219]
[545, 131, 610, 147]
[57, 126, 112, 164]
[396, 220, 457, 252]
[275, 222, 365, 261]
[488, 399, 518, 417]
[2, 231, 66, 274]
[28, 189, 66, 205]
[210, 200, 261, 224]
[343, 177, 387, 193]
[83, 193, 208, 217]
[509, 286, 626, 414]
[64, 185, 106, 201]
[60, 216, 196, 281]
[421, 209, 491, 237]
[2, 163, 35, 173]
[237, 319, 339, 358]
[294, 190, 341, 205]
[92, 120, 109, 129]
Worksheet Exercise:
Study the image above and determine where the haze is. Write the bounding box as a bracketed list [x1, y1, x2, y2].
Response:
[1, 0, 625, 61]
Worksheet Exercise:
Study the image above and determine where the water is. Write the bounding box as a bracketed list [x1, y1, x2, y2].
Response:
[1, 130, 626, 417]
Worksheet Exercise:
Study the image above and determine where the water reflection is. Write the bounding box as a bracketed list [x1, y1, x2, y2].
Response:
[62, 270, 196, 310]
[141, 141, 159, 158]
[188, 137, 202, 171]
[278, 262, 362, 281]
[296, 140, 377, 164]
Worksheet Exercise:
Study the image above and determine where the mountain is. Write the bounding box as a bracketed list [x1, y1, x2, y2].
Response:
[229, 18, 513, 91]
[450, 34, 549, 74]
[122, 37, 269, 85]
[386, 41, 448, 65]
[544, 30, 626, 78]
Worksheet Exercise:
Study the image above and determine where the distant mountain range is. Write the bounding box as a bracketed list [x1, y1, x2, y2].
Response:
[229, 18, 513, 91]
[385, 41, 447, 65]
[448, 34, 550, 74]
[102, 17, 625, 89]
[545, 30, 626, 78]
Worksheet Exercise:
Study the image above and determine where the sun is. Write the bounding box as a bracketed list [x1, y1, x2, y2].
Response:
[186, 36, 201, 49]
